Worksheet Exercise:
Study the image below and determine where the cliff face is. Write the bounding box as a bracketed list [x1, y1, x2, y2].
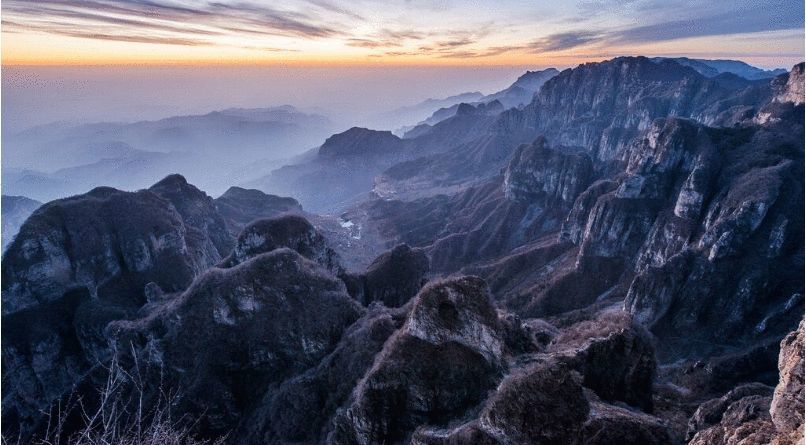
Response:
[503, 137, 594, 206]
[374, 57, 772, 203]
[686, 320, 804, 445]
[2, 175, 231, 315]
[507, 57, 770, 163]
[109, 248, 363, 436]
[1, 175, 235, 434]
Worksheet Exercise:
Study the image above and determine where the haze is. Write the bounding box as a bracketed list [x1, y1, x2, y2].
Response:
[2, 65, 533, 133]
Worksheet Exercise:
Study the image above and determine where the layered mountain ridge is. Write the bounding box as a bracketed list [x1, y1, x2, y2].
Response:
[2, 56, 803, 445]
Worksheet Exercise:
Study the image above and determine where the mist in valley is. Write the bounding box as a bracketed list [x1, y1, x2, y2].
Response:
[2, 64, 534, 202]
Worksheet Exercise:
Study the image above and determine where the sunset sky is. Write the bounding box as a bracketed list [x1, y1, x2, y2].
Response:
[2, 0, 804, 68]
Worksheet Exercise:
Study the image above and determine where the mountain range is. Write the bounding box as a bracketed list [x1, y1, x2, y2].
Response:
[2, 106, 336, 201]
[2, 57, 804, 445]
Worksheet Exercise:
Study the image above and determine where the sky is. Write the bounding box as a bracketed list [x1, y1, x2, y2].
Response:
[2, 0, 804, 133]
[2, 0, 804, 68]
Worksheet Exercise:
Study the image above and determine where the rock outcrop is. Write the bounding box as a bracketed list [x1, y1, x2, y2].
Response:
[503, 137, 593, 206]
[219, 215, 341, 273]
[770, 319, 804, 445]
[686, 320, 804, 445]
[1, 175, 235, 436]
[332, 277, 505, 444]
[214, 186, 302, 236]
[2, 174, 232, 315]
[342, 244, 430, 307]
[109, 248, 363, 435]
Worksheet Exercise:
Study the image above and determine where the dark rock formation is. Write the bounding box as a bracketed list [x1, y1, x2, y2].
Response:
[2, 175, 232, 315]
[148, 174, 234, 257]
[503, 137, 593, 205]
[332, 277, 505, 444]
[550, 312, 657, 411]
[686, 383, 775, 441]
[685, 320, 804, 445]
[214, 186, 302, 236]
[510, 57, 768, 162]
[579, 398, 675, 445]
[479, 359, 590, 444]
[235, 305, 408, 444]
[342, 244, 429, 307]
[219, 215, 341, 273]
[109, 248, 363, 436]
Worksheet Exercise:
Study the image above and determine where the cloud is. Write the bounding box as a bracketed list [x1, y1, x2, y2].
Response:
[520, 1, 805, 55]
[304, 0, 364, 21]
[346, 38, 400, 48]
[1, 0, 349, 47]
[610, 5, 804, 44]
[528, 31, 603, 52]
[431, 37, 475, 48]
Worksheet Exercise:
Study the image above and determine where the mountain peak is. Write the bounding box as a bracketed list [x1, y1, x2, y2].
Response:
[318, 127, 403, 158]
[150, 173, 189, 189]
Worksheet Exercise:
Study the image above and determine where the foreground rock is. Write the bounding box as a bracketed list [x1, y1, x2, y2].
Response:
[110, 248, 363, 436]
[2, 174, 232, 315]
[771, 319, 804, 445]
[687, 320, 804, 445]
[332, 276, 505, 444]
[1, 175, 234, 437]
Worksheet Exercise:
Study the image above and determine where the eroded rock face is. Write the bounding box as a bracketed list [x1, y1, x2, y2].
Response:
[559, 180, 620, 244]
[551, 313, 657, 411]
[580, 399, 675, 445]
[686, 383, 773, 439]
[148, 174, 234, 258]
[688, 393, 776, 445]
[332, 277, 505, 444]
[503, 137, 593, 206]
[512, 57, 766, 162]
[770, 319, 804, 445]
[2, 175, 232, 315]
[234, 305, 408, 445]
[685, 320, 805, 445]
[220, 215, 341, 273]
[620, 114, 803, 356]
[479, 359, 589, 444]
[109, 248, 363, 435]
[772, 63, 805, 106]
[1, 175, 235, 438]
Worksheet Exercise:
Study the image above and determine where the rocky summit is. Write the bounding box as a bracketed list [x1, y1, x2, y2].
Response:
[2, 57, 804, 445]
